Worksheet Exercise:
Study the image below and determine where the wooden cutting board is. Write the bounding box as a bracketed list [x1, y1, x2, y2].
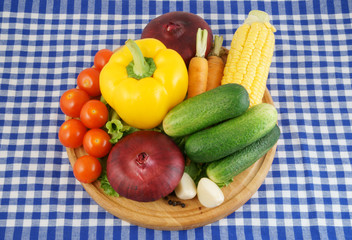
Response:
[65, 89, 276, 230]
[65, 47, 278, 230]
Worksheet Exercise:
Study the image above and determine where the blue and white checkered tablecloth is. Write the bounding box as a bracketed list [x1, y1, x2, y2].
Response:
[0, 0, 351, 239]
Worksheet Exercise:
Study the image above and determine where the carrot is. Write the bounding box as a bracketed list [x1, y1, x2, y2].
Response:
[188, 57, 208, 98]
[187, 28, 209, 99]
[206, 35, 225, 91]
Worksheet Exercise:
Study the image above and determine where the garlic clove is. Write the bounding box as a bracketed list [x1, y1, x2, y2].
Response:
[174, 172, 197, 200]
[197, 177, 224, 208]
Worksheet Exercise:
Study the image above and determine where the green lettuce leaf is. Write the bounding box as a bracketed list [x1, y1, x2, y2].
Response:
[184, 161, 208, 185]
[98, 170, 119, 197]
[105, 119, 131, 144]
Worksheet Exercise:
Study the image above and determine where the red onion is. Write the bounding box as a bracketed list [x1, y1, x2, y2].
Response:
[141, 11, 213, 66]
[107, 131, 185, 202]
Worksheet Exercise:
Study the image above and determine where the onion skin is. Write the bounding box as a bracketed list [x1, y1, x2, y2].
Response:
[107, 131, 185, 202]
[141, 11, 213, 66]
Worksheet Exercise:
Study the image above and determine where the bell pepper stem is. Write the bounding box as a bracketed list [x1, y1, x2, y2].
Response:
[126, 39, 149, 76]
[125, 39, 156, 79]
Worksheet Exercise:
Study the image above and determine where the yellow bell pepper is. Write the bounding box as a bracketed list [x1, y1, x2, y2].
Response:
[100, 38, 188, 129]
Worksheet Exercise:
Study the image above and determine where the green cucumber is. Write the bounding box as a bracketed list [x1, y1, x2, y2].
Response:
[185, 103, 278, 163]
[207, 124, 280, 186]
[163, 83, 249, 137]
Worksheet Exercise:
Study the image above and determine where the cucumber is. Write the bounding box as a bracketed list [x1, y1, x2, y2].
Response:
[184, 103, 278, 163]
[163, 83, 249, 137]
[207, 124, 280, 186]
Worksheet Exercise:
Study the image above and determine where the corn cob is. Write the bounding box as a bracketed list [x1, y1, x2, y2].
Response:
[222, 10, 276, 106]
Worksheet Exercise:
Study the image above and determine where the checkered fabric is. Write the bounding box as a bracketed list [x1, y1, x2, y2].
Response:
[0, 0, 351, 239]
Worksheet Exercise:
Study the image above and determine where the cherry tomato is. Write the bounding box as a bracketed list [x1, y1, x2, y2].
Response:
[94, 49, 113, 71]
[58, 119, 87, 148]
[80, 100, 109, 129]
[83, 129, 112, 158]
[60, 88, 90, 118]
[77, 68, 101, 97]
[73, 155, 102, 183]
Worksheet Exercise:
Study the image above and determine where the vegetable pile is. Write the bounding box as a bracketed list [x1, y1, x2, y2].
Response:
[59, 10, 280, 208]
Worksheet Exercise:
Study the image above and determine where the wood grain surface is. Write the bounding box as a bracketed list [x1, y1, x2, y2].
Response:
[65, 47, 278, 230]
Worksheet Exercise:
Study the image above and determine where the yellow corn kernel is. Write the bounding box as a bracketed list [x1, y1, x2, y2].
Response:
[222, 24, 250, 85]
[221, 10, 276, 106]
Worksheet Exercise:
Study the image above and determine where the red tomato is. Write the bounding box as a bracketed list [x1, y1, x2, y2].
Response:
[58, 119, 87, 148]
[80, 100, 109, 129]
[60, 88, 90, 118]
[77, 68, 101, 97]
[83, 129, 112, 158]
[94, 49, 113, 71]
[73, 155, 102, 183]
